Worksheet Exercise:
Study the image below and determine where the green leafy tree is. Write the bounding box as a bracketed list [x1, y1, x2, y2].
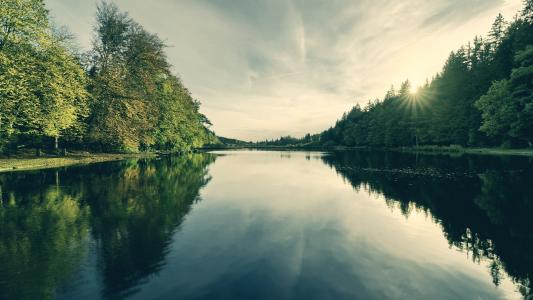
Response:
[87, 2, 214, 152]
[475, 80, 513, 142]
[0, 0, 48, 50]
[0, 0, 88, 153]
[476, 46, 533, 147]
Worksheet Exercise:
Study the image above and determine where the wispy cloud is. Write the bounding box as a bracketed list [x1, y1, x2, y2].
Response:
[45, 0, 523, 141]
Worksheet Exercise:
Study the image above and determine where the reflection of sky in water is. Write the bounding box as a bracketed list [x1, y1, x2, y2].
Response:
[125, 151, 521, 300]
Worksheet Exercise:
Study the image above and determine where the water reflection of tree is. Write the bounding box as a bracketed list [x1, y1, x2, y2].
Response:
[322, 151, 533, 297]
[0, 154, 215, 300]
[78, 154, 215, 298]
[0, 172, 90, 300]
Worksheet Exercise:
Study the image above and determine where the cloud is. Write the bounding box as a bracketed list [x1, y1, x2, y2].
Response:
[45, 0, 523, 141]
[422, 0, 503, 28]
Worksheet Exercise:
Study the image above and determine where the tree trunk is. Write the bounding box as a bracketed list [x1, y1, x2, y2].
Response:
[36, 148, 41, 157]
[54, 136, 59, 152]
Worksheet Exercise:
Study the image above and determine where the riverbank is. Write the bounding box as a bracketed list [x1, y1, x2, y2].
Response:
[3, 145, 530, 174]
[396, 146, 533, 157]
[0, 152, 158, 173]
[201, 145, 533, 157]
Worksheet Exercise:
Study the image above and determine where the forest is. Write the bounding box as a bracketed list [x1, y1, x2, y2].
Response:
[258, 1, 533, 149]
[0, 0, 216, 155]
[3, 1, 533, 154]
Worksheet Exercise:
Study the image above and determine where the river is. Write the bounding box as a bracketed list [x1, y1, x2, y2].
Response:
[0, 150, 531, 299]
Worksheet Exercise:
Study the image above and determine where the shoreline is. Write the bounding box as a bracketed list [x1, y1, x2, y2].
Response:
[2, 145, 532, 174]
[0, 152, 159, 173]
[200, 145, 533, 157]
[396, 146, 533, 157]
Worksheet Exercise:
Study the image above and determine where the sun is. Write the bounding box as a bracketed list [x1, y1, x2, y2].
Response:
[409, 85, 419, 95]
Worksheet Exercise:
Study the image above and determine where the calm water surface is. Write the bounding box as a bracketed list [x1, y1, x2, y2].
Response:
[0, 150, 532, 299]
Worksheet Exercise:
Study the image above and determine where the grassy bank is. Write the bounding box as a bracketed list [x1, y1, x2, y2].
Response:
[0, 151, 158, 173]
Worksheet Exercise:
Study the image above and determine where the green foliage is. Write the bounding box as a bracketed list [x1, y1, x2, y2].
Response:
[507, 46, 533, 144]
[154, 76, 215, 151]
[0, 1, 214, 154]
[310, 4, 533, 149]
[523, 0, 533, 23]
[0, 0, 88, 153]
[86, 2, 213, 152]
[475, 46, 533, 146]
[475, 80, 513, 139]
[0, 0, 48, 50]
[489, 13, 507, 47]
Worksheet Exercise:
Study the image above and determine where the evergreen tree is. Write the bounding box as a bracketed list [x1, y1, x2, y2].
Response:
[311, 0, 533, 149]
[489, 14, 507, 48]
[507, 46, 533, 145]
[522, 0, 533, 23]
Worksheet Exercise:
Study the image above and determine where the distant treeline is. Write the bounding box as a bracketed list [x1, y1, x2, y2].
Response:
[257, 1, 533, 149]
[0, 1, 217, 154]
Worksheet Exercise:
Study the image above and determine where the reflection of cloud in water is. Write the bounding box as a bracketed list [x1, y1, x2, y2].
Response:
[0, 150, 531, 299]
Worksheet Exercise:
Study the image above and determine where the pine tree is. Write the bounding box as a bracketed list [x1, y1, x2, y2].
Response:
[522, 0, 533, 23]
[488, 13, 507, 48]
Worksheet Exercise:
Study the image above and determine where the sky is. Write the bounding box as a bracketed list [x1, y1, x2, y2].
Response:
[45, 0, 523, 141]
